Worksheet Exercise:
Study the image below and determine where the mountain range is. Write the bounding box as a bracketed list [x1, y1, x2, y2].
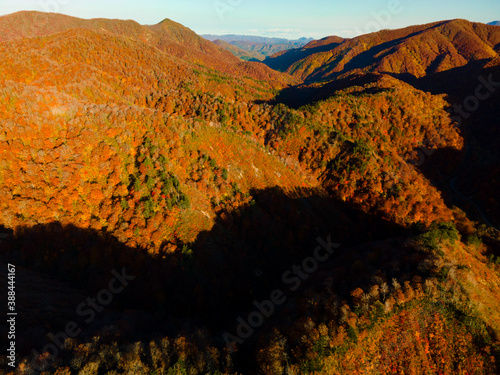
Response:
[0, 11, 291, 85]
[264, 19, 500, 82]
[0, 11, 500, 375]
[203, 34, 313, 61]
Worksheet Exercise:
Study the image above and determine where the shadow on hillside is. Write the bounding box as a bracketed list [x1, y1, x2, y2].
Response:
[268, 58, 500, 227]
[268, 73, 390, 108]
[417, 144, 500, 231]
[378, 71, 417, 83]
[411, 59, 493, 99]
[0, 186, 424, 358]
[411, 61, 500, 230]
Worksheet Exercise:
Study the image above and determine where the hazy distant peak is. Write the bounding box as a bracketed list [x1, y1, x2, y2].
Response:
[202, 34, 313, 44]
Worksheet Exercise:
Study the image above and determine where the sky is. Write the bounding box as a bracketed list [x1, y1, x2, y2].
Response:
[1, 0, 500, 39]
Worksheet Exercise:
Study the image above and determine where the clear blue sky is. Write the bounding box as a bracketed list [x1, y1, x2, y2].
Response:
[1, 0, 499, 39]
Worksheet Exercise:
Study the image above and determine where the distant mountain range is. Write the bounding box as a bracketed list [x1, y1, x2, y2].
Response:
[202, 34, 313, 61]
[489, 21, 500, 26]
[202, 34, 313, 44]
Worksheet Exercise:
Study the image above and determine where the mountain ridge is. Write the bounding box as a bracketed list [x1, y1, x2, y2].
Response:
[264, 19, 500, 82]
[0, 11, 294, 86]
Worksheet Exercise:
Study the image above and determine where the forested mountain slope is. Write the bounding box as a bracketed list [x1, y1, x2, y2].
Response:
[265, 19, 500, 82]
[0, 12, 500, 375]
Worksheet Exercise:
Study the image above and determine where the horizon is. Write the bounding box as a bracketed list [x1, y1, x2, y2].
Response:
[1, 0, 499, 39]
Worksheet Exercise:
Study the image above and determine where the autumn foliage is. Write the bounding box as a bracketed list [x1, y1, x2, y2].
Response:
[0, 11, 500, 375]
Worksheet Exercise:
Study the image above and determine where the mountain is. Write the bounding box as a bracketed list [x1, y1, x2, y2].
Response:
[488, 21, 500, 26]
[1, 11, 500, 375]
[212, 39, 264, 61]
[203, 34, 314, 61]
[265, 19, 500, 82]
[264, 35, 346, 71]
[0, 11, 292, 86]
[266, 19, 500, 233]
[202, 34, 313, 45]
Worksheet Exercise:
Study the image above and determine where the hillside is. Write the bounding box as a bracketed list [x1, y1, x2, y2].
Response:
[265, 20, 500, 233]
[1, 11, 500, 375]
[212, 39, 265, 61]
[265, 19, 500, 82]
[0, 11, 293, 87]
[264, 35, 346, 71]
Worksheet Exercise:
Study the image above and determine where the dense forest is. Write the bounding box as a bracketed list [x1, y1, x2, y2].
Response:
[0, 11, 499, 375]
